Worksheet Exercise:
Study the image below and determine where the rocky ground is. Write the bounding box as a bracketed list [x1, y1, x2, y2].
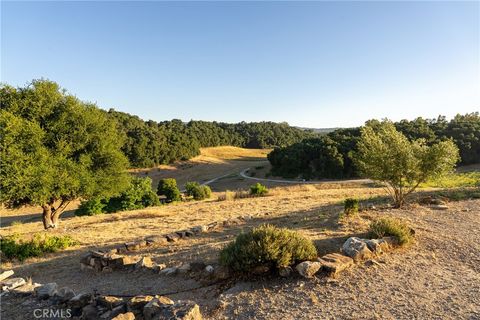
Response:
[1, 197, 479, 319]
[212, 200, 480, 319]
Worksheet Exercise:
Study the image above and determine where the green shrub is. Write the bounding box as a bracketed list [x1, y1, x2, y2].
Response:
[219, 224, 317, 273]
[0, 234, 78, 261]
[157, 178, 181, 202]
[185, 182, 211, 200]
[249, 183, 268, 196]
[105, 177, 159, 212]
[75, 197, 107, 216]
[344, 198, 359, 216]
[368, 217, 414, 246]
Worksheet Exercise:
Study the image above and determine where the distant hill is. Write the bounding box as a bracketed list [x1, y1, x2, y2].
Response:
[296, 127, 339, 134]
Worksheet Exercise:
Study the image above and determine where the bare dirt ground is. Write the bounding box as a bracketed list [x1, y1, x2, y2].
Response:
[1, 184, 479, 319]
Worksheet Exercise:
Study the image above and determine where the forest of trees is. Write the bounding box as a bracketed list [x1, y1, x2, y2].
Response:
[268, 114, 480, 180]
[107, 109, 315, 167]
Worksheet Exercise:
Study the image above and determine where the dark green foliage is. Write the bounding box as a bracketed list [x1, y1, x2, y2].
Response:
[0, 234, 78, 261]
[0, 80, 130, 228]
[249, 183, 268, 196]
[107, 109, 314, 168]
[157, 178, 181, 202]
[104, 177, 159, 212]
[75, 198, 107, 216]
[219, 224, 317, 273]
[185, 182, 212, 200]
[344, 198, 359, 215]
[268, 114, 480, 180]
[268, 136, 347, 179]
[368, 217, 414, 246]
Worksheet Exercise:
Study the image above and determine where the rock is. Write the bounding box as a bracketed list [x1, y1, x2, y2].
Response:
[112, 312, 135, 320]
[82, 304, 99, 320]
[189, 262, 206, 272]
[365, 239, 390, 254]
[191, 225, 208, 234]
[128, 295, 154, 311]
[80, 263, 94, 271]
[91, 250, 107, 258]
[158, 300, 202, 320]
[296, 261, 322, 278]
[176, 231, 188, 238]
[317, 253, 354, 276]
[342, 237, 373, 261]
[34, 282, 57, 299]
[0, 270, 14, 281]
[101, 304, 126, 319]
[68, 292, 92, 308]
[279, 266, 292, 277]
[145, 235, 168, 246]
[54, 287, 76, 302]
[160, 267, 177, 276]
[206, 222, 218, 230]
[143, 296, 175, 320]
[431, 204, 449, 210]
[178, 263, 191, 274]
[135, 256, 154, 269]
[205, 265, 214, 273]
[113, 255, 142, 269]
[125, 241, 146, 251]
[97, 296, 125, 308]
[1, 277, 26, 291]
[153, 263, 167, 273]
[102, 266, 113, 273]
[11, 283, 41, 296]
[166, 233, 181, 242]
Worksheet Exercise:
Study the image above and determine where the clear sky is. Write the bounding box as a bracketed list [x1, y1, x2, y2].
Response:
[1, 1, 479, 128]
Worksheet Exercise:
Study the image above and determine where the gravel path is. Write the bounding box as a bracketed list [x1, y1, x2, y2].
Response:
[213, 200, 480, 320]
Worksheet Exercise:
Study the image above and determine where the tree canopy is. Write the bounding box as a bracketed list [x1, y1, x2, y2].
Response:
[354, 121, 459, 207]
[0, 80, 130, 228]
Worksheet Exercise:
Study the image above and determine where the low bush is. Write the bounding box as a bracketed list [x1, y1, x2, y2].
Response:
[185, 182, 212, 200]
[75, 177, 160, 215]
[157, 178, 181, 202]
[368, 217, 414, 246]
[219, 224, 317, 273]
[0, 234, 78, 261]
[75, 197, 107, 216]
[250, 183, 268, 196]
[344, 198, 359, 216]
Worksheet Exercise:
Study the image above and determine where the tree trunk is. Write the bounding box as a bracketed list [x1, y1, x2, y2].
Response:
[42, 205, 54, 229]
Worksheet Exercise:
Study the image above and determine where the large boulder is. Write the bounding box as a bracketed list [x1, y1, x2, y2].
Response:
[128, 295, 154, 311]
[97, 296, 125, 309]
[34, 282, 57, 299]
[0, 270, 14, 281]
[155, 300, 202, 320]
[296, 261, 322, 278]
[364, 239, 390, 254]
[112, 312, 135, 320]
[54, 287, 76, 302]
[342, 237, 373, 261]
[317, 253, 353, 276]
[143, 296, 175, 320]
[68, 292, 93, 309]
[1, 277, 26, 291]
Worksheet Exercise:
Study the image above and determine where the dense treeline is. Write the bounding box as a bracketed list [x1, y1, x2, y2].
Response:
[269, 114, 480, 180]
[107, 109, 314, 167]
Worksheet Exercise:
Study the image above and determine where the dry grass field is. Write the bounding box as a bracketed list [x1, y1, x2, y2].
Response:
[1, 146, 479, 319]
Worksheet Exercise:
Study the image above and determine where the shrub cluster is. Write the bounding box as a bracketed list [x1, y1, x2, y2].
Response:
[344, 198, 359, 216]
[157, 178, 181, 202]
[185, 182, 212, 200]
[75, 177, 159, 216]
[219, 224, 317, 273]
[0, 234, 77, 261]
[368, 217, 414, 246]
[249, 183, 268, 196]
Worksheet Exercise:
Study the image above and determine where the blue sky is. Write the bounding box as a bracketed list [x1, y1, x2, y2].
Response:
[1, 1, 479, 127]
